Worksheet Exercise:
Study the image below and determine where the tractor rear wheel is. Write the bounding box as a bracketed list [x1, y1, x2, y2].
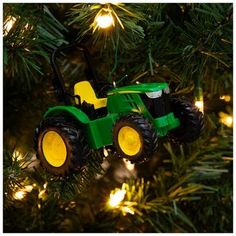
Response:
[34, 116, 89, 176]
[113, 113, 158, 163]
[169, 97, 204, 143]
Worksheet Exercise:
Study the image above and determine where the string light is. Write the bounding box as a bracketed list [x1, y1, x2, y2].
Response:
[122, 206, 135, 215]
[12, 150, 24, 161]
[4, 16, 33, 43]
[38, 183, 48, 200]
[4, 16, 16, 36]
[194, 87, 204, 113]
[108, 184, 136, 215]
[13, 184, 34, 200]
[219, 112, 233, 128]
[43, 182, 48, 189]
[24, 185, 33, 192]
[220, 95, 231, 102]
[95, 12, 114, 29]
[91, 4, 124, 32]
[195, 100, 204, 113]
[108, 188, 126, 207]
[14, 191, 26, 200]
[38, 189, 47, 200]
[103, 147, 109, 157]
[123, 159, 135, 171]
[100, 0, 119, 4]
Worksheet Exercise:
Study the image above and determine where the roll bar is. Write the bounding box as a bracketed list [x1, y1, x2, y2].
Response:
[50, 42, 100, 105]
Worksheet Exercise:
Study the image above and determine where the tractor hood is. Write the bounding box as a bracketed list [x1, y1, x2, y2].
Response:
[108, 83, 169, 95]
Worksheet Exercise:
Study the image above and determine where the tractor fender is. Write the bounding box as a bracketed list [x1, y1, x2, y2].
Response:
[43, 106, 90, 125]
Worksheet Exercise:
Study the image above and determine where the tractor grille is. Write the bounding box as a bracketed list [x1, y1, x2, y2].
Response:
[141, 92, 171, 118]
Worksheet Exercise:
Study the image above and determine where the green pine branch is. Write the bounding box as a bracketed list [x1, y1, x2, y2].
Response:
[3, 4, 68, 89]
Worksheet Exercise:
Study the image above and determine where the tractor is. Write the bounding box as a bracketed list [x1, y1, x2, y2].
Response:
[34, 42, 204, 176]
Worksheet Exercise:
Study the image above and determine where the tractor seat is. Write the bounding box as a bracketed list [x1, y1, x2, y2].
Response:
[74, 81, 107, 109]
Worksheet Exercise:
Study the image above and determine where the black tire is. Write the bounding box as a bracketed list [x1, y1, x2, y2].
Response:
[113, 113, 158, 163]
[169, 97, 204, 143]
[34, 117, 90, 176]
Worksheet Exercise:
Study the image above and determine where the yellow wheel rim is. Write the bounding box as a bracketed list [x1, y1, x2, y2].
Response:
[42, 130, 67, 167]
[118, 126, 142, 156]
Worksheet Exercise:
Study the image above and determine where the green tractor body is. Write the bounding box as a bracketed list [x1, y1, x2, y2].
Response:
[44, 82, 180, 150]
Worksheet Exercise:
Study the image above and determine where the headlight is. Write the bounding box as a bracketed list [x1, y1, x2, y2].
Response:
[145, 90, 162, 99]
[164, 87, 170, 94]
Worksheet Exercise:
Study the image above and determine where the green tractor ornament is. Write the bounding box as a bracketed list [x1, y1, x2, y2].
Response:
[34, 43, 204, 176]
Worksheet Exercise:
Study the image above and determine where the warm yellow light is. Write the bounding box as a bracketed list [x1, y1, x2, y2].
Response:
[38, 189, 46, 200]
[219, 112, 233, 128]
[4, 16, 17, 36]
[108, 188, 126, 207]
[123, 159, 135, 171]
[12, 150, 24, 161]
[24, 185, 33, 192]
[100, 0, 120, 4]
[225, 116, 233, 126]
[103, 148, 109, 157]
[122, 206, 135, 215]
[195, 100, 204, 113]
[13, 184, 34, 200]
[220, 95, 231, 102]
[96, 14, 114, 28]
[38, 183, 47, 200]
[43, 182, 47, 189]
[14, 190, 26, 200]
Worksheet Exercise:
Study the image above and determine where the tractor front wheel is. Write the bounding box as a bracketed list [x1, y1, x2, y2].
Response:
[34, 117, 89, 176]
[113, 113, 158, 163]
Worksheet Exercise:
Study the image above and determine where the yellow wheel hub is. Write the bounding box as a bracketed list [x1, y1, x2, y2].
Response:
[118, 126, 142, 156]
[42, 130, 67, 167]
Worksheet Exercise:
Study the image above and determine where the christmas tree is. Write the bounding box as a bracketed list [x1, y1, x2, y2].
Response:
[3, 2, 233, 233]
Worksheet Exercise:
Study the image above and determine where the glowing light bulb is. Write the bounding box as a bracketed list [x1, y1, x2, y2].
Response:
[108, 188, 126, 207]
[103, 148, 109, 157]
[4, 16, 16, 36]
[96, 14, 114, 28]
[43, 182, 47, 189]
[225, 116, 233, 127]
[219, 112, 233, 128]
[100, 0, 119, 4]
[12, 150, 23, 161]
[38, 189, 46, 200]
[14, 190, 26, 200]
[220, 95, 231, 102]
[195, 100, 204, 113]
[24, 185, 33, 192]
[123, 206, 135, 215]
[123, 159, 135, 171]
[37, 183, 48, 200]
[194, 86, 204, 113]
